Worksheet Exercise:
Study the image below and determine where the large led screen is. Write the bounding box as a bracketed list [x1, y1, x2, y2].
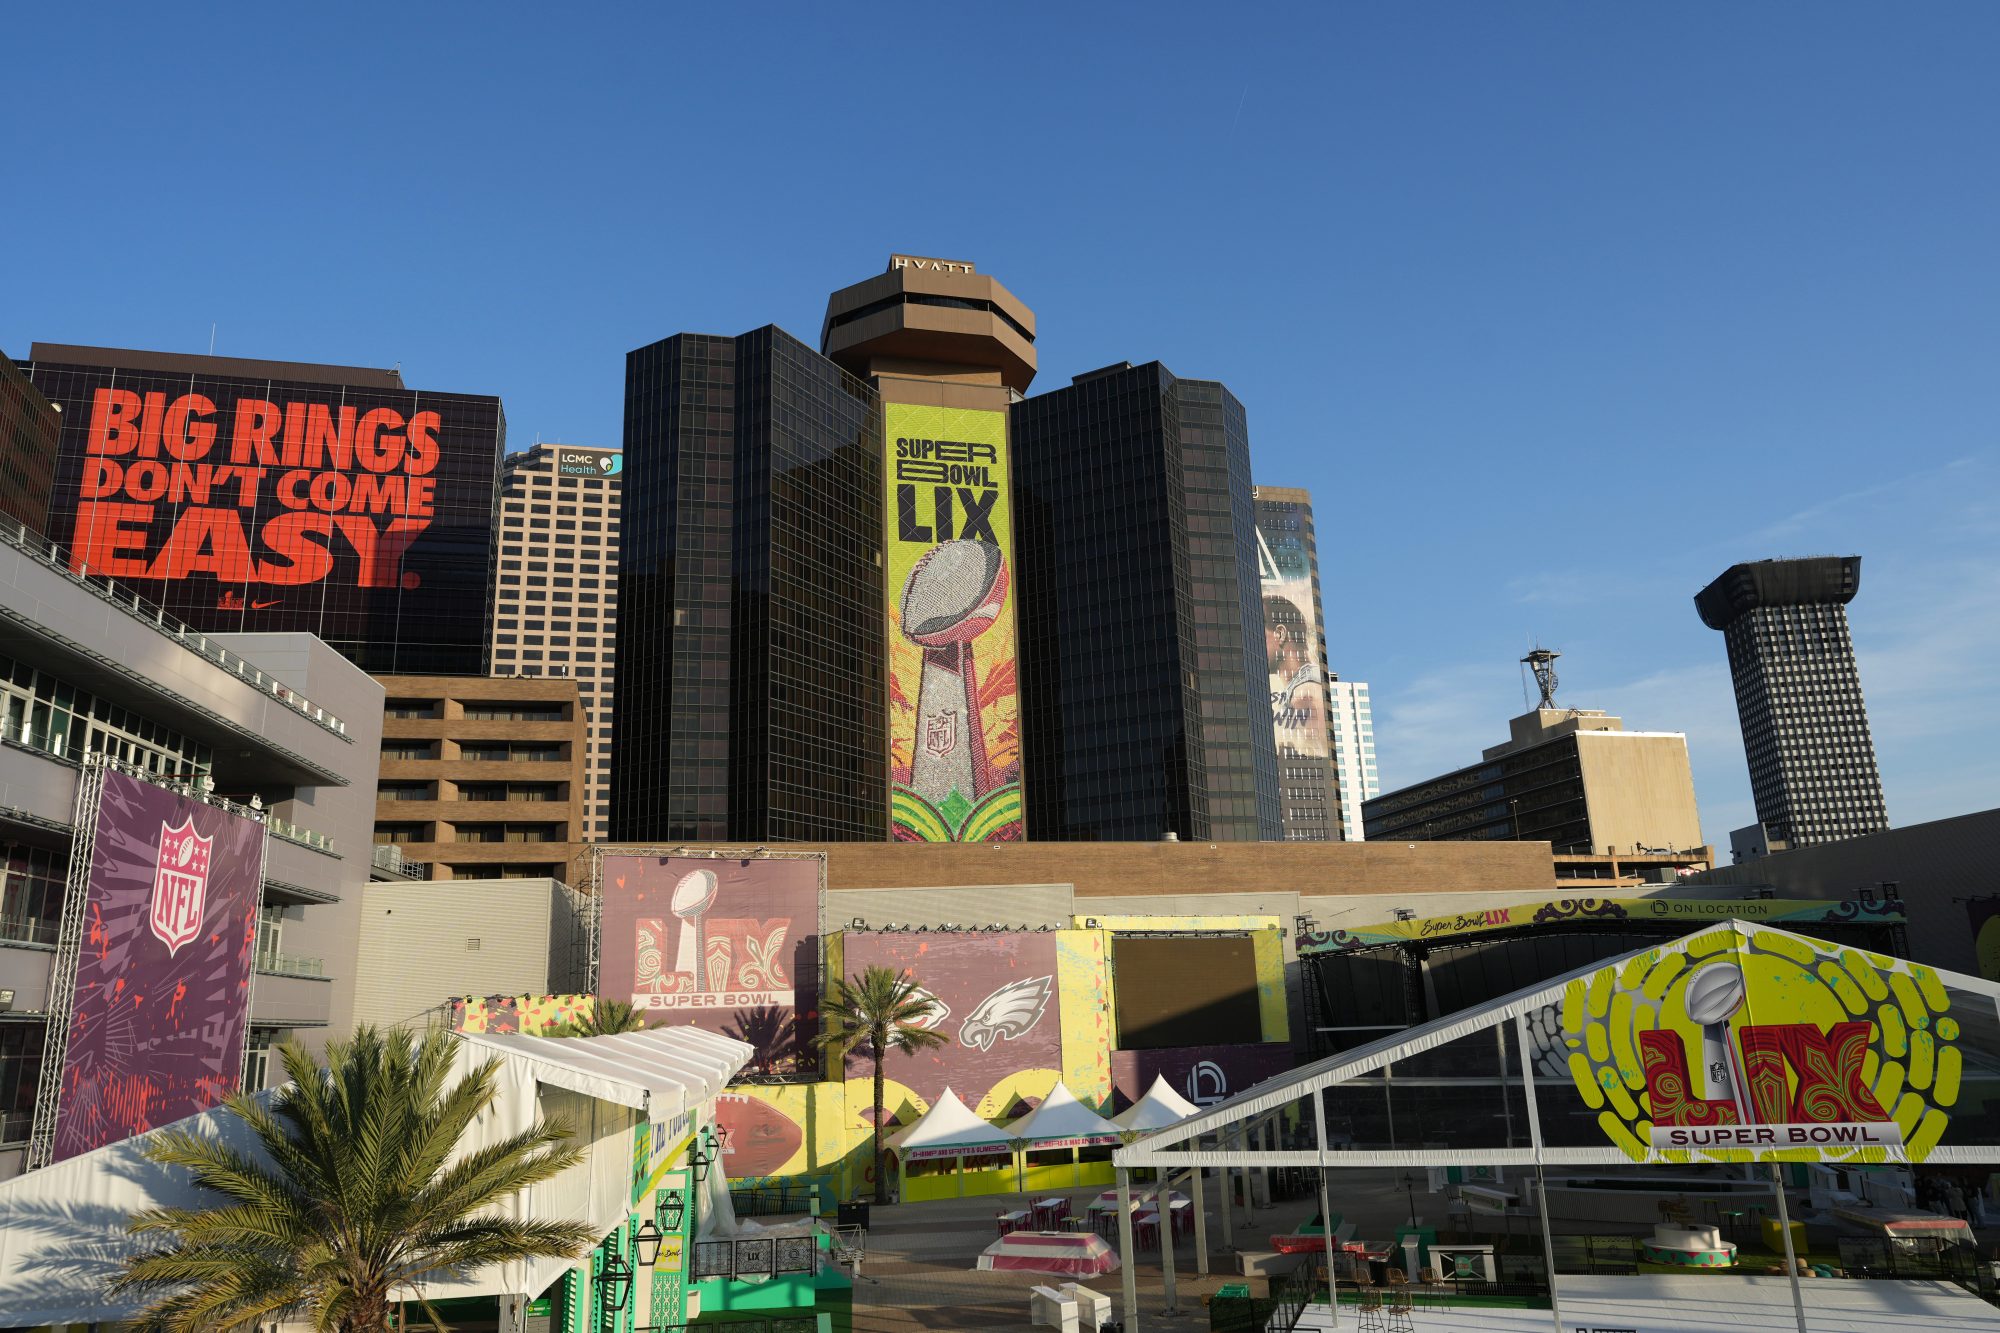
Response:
[1256, 515, 1328, 759]
[597, 853, 821, 1075]
[27, 357, 503, 674]
[49, 769, 264, 1162]
[885, 402, 1023, 841]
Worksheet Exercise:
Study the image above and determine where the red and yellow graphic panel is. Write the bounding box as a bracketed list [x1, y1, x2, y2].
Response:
[1562, 927, 1961, 1162]
[885, 402, 1022, 841]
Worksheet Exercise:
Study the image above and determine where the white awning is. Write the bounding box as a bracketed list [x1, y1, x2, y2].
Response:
[888, 1087, 1020, 1161]
[0, 1026, 754, 1327]
[1008, 1081, 1122, 1148]
[1111, 1074, 1201, 1133]
[457, 1024, 750, 1123]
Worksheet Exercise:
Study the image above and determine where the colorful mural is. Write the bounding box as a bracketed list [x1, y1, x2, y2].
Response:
[598, 852, 821, 1073]
[1300, 897, 1905, 956]
[839, 929, 1063, 1119]
[1561, 926, 1961, 1163]
[449, 993, 593, 1035]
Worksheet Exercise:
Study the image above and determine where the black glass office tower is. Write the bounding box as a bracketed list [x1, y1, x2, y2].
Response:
[1011, 362, 1281, 841]
[1696, 556, 1888, 847]
[612, 327, 885, 843]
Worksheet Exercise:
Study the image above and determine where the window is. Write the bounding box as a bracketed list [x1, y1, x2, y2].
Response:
[0, 1022, 47, 1142]
[382, 741, 439, 761]
[461, 703, 566, 722]
[385, 699, 441, 719]
[374, 823, 428, 844]
[378, 781, 433, 802]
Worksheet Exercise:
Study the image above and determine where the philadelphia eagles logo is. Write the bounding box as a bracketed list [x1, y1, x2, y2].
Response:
[958, 976, 1054, 1051]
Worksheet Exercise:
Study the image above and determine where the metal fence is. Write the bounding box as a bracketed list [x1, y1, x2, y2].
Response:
[1837, 1237, 1998, 1300]
[732, 1183, 821, 1218]
[690, 1236, 820, 1281]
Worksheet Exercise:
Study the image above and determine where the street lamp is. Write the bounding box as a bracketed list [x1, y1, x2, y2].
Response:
[1400, 1171, 1422, 1228]
[632, 1219, 663, 1267]
[657, 1187, 687, 1234]
[690, 1123, 721, 1184]
[594, 1246, 633, 1314]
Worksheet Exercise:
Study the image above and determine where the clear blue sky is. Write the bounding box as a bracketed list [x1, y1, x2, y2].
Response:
[8, 3, 1996, 850]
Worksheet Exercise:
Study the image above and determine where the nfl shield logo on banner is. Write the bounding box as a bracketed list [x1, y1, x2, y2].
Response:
[151, 817, 213, 956]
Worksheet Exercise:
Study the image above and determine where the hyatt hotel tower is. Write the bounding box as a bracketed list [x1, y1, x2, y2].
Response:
[1696, 556, 1889, 848]
[613, 256, 1278, 845]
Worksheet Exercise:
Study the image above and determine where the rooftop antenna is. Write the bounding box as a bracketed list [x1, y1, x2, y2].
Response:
[1522, 646, 1561, 710]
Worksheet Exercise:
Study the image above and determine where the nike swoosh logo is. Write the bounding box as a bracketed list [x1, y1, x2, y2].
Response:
[251, 600, 281, 610]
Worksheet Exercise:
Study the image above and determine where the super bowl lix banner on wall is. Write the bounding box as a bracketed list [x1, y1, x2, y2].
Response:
[596, 851, 824, 1075]
[35, 764, 266, 1165]
[885, 402, 1023, 842]
[1558, 926, 1970, 1163]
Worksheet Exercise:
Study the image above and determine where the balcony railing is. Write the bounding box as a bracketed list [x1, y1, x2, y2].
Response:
[0, 1109, 32, 1147]
[370, 843, 430, 878]
[255, 950, 326, 978]
[0, 517, 350, 742]
[267, 816, 335, 855]
[0, 913, 60, 948]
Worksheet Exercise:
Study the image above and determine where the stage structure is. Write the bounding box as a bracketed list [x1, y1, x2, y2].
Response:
[1113, 920, 2000, 1333]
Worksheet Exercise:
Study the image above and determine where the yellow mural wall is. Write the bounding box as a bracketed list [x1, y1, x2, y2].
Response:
[1058, 927, 1114, 1107]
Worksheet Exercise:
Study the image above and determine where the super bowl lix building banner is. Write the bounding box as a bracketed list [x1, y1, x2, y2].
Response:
[1559, 925, 1970, 1163]
[885, 402, 1023, 842]
[596, 851, 824, 1076]
[31, 763, 266, 1166]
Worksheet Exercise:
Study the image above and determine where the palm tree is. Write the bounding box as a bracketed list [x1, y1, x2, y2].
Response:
[115, 1026, 595, 1333]
[815, 965, 948, 1205]
[548, 996, 651, 1038]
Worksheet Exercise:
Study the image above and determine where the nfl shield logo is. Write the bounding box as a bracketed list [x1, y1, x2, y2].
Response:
[151, 817, 213, 956]
[924, 709, 960, 760]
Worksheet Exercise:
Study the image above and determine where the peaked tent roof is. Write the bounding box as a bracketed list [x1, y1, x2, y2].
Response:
[1112, 1073, 1202, 1132]
[1116, 918, 2000, 1171]
[1008, 1080, 1123, 1145]
[888, 1088, 1019, 1158]
[0, 1025, 755, 1328]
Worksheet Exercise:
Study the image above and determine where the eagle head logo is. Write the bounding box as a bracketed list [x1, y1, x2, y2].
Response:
[958, 976, 1054, 1052]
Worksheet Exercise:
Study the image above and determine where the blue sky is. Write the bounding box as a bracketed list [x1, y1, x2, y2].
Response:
[7, 3, 1995, 849]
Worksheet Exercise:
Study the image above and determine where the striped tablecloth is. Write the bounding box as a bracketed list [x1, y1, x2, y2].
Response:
[976, 1230, 1122, 1276]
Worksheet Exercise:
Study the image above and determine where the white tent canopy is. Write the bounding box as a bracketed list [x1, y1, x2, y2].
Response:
[0, 1025, 754, 1328]
[888, 1087, 1018, 1161]
[1111, 1074, 1201, 1133]
[1008, 1080, 1123, 1147]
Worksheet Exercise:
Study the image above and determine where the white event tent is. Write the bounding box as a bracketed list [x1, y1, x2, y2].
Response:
[0, 1025, 753, 1329]
[888, 1086, 1019, 1197]
[1009, 1081, 1125, 1190]
[1111, 1074, 1201, 1134]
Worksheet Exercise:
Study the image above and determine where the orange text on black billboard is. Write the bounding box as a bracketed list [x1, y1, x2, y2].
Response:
[69, 389, 440, 587]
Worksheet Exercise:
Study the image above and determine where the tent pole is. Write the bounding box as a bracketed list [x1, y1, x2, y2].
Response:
[1534, 1164, 1564, 1333]
[1161, 1166, 1181, 1314]
[1515, 1014, 1564, 1333]
[1219, 1131, 1235, 1254]
[1191, 1151, 1210, 1274]
[1314, 1092, 1341, 1330]
[1117, 1166, 1140, 1333]
[1771, 1162, 1808, 1333]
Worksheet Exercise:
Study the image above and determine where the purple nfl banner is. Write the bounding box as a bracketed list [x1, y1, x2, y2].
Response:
[52, 768, 264, 1162]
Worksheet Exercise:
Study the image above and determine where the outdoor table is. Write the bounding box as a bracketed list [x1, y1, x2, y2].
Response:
[1035, 1196, 1070, 1228]
[1133, 1209, 1160, 1250]
[997, 1208, 1032, 1235]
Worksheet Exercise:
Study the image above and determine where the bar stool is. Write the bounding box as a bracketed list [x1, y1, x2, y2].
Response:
[1356, 1289, 1386, 1332]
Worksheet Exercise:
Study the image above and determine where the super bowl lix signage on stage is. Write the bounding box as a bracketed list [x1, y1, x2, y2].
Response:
[596, 851, 823, 1074]
[34, 765, 266, 1165]
[886, 403, 1023, 842]
[1561, 927, 1962, 1162]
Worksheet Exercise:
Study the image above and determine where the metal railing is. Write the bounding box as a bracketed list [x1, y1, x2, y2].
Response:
[0, 913, 61, 947]
[255, 950, 326, 978]
[0, 517, 350, 742]
[689, 1235, 820, 1281]
[0, 1109, 32, 1146]
[370, 844, 430, 877]
[731, 1183, 822, 1217]
[267, 815, 335, 854]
